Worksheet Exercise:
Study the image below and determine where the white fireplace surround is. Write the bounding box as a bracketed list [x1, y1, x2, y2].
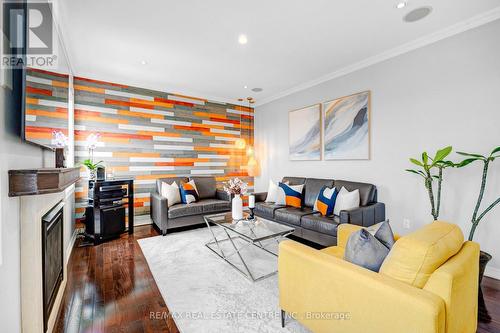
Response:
[20, 185, 76, 333]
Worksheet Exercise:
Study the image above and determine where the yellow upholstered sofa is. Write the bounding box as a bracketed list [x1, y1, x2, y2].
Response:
[278, 221, 479, 333]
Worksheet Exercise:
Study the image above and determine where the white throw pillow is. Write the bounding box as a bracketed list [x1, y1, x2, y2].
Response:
[265, 180, 280, 203]
[265, 180, 290, 203]
[161, 181, 181, 207]
[333, 187, 360, 216]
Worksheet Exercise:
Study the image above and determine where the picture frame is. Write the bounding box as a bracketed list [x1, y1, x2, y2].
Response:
[289, 103, 322, 161]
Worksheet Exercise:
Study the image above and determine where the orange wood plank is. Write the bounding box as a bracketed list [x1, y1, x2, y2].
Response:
[129, 98, 174, 109]
[136, 131, 181, 137]
[75, 114, 128, 124]
[26, 86, 52, 96]
[26, 97, 39, 105]
[193, 112, 226, 119]
[74, 84, 105, 93]
[174, 158, 209, 163]
[118, 109, 164, 119]
[100, 137, 130, 143]
[25, 132, 52, 139]
[27, 109, 68, 119]
[52, 80, 69, 88]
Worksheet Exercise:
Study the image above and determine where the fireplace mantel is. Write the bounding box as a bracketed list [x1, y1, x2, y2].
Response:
[8, 167, 80, 197]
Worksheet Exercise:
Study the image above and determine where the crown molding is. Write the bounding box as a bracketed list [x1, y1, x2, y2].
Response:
[255, 6, 500, 107]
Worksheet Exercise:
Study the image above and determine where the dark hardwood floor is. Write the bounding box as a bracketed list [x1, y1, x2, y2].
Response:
[55, 225, 500, 333]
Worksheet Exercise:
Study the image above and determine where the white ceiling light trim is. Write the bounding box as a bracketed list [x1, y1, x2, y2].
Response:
[255, 6, 500, 107]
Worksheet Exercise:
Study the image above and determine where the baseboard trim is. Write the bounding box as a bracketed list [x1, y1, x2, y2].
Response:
[135, 215, 153, 227]
[485, 266, 500, 280]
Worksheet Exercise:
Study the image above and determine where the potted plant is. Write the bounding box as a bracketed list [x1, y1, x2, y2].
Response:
[82, 159, 103, 181]
[454, 146, 500, 323]
[406, 146, 454, 220]
[223, 178, 248, 220]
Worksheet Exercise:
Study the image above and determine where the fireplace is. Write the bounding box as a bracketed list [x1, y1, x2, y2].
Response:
[42, 201, 65, 332]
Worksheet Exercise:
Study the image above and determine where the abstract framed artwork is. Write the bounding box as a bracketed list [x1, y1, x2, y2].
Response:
[289, 104, 321, 161]
[322, 91, 370, 160]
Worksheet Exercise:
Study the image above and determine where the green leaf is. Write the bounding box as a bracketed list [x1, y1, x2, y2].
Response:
[433, 146, 452, 163]
[490, 146, 500, 157]
[455, 158, 479, 168]
[410, 158, 423, 167]
[456, 151, 486, 158]
[406, 169, 426, 178]
[422, 152, 429, 165]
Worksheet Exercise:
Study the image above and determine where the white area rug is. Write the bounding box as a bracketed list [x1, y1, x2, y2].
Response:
[138, 227, 310, 333]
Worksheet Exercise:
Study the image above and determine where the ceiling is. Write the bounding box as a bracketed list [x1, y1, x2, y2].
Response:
[56, 0, 500, 106]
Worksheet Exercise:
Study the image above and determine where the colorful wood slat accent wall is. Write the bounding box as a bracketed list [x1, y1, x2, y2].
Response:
[25, 68, 69, 145]
[73, 76, 254, 218]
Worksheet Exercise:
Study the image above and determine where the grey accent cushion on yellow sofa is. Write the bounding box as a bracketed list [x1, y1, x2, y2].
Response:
[344, 221, 394, 272]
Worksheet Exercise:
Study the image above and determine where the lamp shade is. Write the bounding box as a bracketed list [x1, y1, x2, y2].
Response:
[247, 156, 260, 177]
[235, 138, 246, 149]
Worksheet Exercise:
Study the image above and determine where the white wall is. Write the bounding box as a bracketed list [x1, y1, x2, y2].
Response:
[255, 19, 500, 277]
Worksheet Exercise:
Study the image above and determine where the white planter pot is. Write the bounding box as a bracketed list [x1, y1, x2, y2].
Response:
[232, 194, 243, 220]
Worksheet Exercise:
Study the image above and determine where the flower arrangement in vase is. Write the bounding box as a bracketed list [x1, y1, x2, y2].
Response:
[82, 133, 103, 180]
[52, 130, 68, 168]
[223, 178, 248, 220]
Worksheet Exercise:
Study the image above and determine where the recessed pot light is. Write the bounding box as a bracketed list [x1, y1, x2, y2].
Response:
[404, 6, 433, 23]
[238, 34, 248, 45]
[396, 1, 407, 9]
[141, 60, 147, 65]
[244, 85, 248, 89]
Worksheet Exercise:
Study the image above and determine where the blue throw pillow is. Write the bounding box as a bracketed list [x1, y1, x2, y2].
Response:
[313, 186, 338, 216]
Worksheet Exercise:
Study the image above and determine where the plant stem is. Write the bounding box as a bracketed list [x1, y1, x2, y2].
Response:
[425, 174, 437, 220]
[469, 161, 489, 241]
[476, 197, 500, 224]
[436, 167, 443, 219]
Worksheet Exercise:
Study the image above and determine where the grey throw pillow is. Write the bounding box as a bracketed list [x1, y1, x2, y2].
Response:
[366, 220, 395, 249]
[344, 221, 395, 272]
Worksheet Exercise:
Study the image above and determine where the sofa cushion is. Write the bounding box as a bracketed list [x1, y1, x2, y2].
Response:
[344, 229, 390, 272]
[301, 214, 340, 236]
[190, 176, 216, 199]
[274, 207, 314, 226]
[304, 178, 334, 208]
[198, 198, 230, 214]
[380, 221, 464, 288]
[320, 246, 344, 258]
[156, 177, 189, 194]
[334, 180, 377, 206]
[254, 202, 285, 220]
[168, 202, 204, 219]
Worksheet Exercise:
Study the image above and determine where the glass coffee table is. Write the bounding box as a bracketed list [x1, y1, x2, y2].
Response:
[204, 212, 295, 282]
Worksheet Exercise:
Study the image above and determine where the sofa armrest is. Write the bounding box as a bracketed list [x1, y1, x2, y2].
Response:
[253, 192, 267, 202]
[279, 240, 445, 333]
[216, 189, 231, 202]
[150, 192, 168, 234]
[339, 202, 385, 227]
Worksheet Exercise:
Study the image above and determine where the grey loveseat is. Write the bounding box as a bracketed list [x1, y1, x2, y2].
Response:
[150, 176, 231, 235]
[254, 177, 385, 246]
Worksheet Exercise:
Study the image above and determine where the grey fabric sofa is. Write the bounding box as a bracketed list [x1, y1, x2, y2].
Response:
[254, 177, 385, 246]
[150, 176, 231, 235]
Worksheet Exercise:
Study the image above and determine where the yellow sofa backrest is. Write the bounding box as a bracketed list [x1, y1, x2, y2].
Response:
[379, 221, 464, 288]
